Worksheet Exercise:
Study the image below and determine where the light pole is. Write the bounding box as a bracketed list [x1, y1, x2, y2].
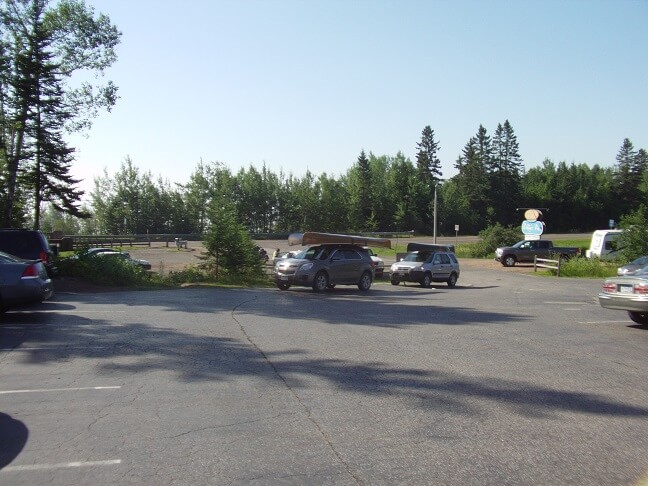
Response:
[433, 182, 438, 244]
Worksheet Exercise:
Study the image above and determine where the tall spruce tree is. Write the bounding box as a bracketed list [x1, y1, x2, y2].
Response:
[17, 1, 87, 225]
[491, 120, 523, 225]
[614, 138, 639, 216]
[348, 150, 373, 230]
[0, 0, 120, 227]
[414, 125, 442, 233]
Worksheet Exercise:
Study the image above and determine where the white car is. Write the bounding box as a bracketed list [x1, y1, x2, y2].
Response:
[363, 247, 384, 278]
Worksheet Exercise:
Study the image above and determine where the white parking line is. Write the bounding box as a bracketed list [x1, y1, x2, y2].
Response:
[1, 459, 122, 472]
[543, 301, 592, 305]
[0, 346, 109, 351]
[579, 320, 631, 324]
[0, 386, 121, 395]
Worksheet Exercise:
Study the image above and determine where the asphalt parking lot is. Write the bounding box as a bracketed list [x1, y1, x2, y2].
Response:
[2, 268, 648, 485]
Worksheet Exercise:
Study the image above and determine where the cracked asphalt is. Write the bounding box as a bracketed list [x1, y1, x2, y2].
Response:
[2, 267, 648, 485]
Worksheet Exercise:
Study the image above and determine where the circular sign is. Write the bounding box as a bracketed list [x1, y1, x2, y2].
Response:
[524, 209, 542, 221]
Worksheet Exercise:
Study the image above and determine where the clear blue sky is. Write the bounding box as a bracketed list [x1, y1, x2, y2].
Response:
[69, 0, 648, 195]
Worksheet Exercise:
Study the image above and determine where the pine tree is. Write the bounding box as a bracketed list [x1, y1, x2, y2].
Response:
[16, 3, 87, 225]
[491, 120, 523, 225]
[415, 125, 442, 183]
[413, 126, 442, 233]
[614, 138, 639, 215]
[348, 150, 373, 230]
[0, 0, 120, 227]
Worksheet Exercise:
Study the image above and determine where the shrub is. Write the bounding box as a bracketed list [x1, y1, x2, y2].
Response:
[551, 256, 617, 278]
[470, 224, 522, 258]
[57, 254, 154, 287]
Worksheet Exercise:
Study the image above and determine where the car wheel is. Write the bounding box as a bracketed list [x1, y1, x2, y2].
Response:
[390, 279, 399, 286]
[276, 282, 290, 290]
[420, 273, 432, 288]
[312, 272, 328, 292]
[628, 311, 648, 325]
[358, 271, 372, 291]
[503, 255, 516, 267]
[447, 272, 458, 287]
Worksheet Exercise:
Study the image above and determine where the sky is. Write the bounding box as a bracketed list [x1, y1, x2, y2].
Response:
[68, 0, 648, 196]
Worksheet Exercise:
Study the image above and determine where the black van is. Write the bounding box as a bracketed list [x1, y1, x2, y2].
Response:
[0, 229, 58, 276]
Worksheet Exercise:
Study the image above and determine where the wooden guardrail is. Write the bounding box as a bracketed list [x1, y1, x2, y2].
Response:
[534, 256, 562, 276]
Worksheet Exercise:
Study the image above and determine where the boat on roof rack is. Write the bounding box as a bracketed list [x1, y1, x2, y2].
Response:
[406, 242, 455, 253]
[288, 232, 392, 249]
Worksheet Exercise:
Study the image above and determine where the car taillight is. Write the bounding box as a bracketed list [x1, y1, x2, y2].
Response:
[21, 264, 39, 278]
[39, 251, 49, 262]
[602, 283, 617, 293]
[634, 283, 648, 295]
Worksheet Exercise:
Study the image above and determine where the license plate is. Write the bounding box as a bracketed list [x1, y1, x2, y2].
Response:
[619, 284, 633, 294]
[280, 276, 289, 281]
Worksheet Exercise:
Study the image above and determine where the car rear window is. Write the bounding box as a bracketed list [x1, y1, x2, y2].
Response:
[0, 232, 43, 257]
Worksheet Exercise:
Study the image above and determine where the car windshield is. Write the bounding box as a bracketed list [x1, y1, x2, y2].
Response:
[630, 256, 648, 266]
[301, 247, 332, 261]
[402, 251, 432, 263]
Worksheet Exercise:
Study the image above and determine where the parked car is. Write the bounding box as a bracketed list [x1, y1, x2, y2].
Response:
[274, 244, 374, 292]
[94, 251, 152, 270]
[390, 249, 460, 287]
[363, 247, 385, 278]
[273, 250, 302, 265]
[0, 250, 53, 312]
[79, 247, 125, 257]
[617, 256, 648, 276]
[598, 270, 648, 325]
[0, 228, 58, 277]
[495, 239, 580, 267]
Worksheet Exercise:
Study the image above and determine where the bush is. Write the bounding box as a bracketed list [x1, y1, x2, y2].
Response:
[57, 254, 155, 287]
[470, 224, 522, 258]
[619, 206, 648, 260]
[551, 257, 617, 278]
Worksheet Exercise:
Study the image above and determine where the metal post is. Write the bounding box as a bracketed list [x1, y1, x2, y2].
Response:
[433, 183, 438, 244]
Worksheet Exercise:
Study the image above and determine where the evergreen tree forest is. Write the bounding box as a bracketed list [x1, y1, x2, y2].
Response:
[37, 129, 648, 238]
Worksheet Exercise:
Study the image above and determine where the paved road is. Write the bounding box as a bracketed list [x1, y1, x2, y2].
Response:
[1, 269, 647, 485]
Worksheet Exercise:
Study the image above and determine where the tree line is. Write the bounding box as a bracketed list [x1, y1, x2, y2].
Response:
[38, 130, 647, 238]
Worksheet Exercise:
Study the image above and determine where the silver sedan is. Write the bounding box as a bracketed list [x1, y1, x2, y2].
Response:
[0, 250, 53, 312]
[598, 270, 648, 325]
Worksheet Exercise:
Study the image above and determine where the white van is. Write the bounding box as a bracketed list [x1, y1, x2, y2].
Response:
[586, 229, 624, 259]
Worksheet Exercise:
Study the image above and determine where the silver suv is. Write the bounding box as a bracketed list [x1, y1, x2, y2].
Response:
[274, 244, 374, 292]
[390, 250, 460, 287]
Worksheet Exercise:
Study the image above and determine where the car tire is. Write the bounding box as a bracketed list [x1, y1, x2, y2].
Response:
[420, 273, 432, 288]
[628, 311, 648, 325]
[312, 272, 328, 292]
[326, 284, 336, 290]
[503, 255, 516, 267]
[390, 279, 399, 286]
[277, 282, 290, 290]
[447, 272, 458, 287]
[358, 271, 372, 291]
